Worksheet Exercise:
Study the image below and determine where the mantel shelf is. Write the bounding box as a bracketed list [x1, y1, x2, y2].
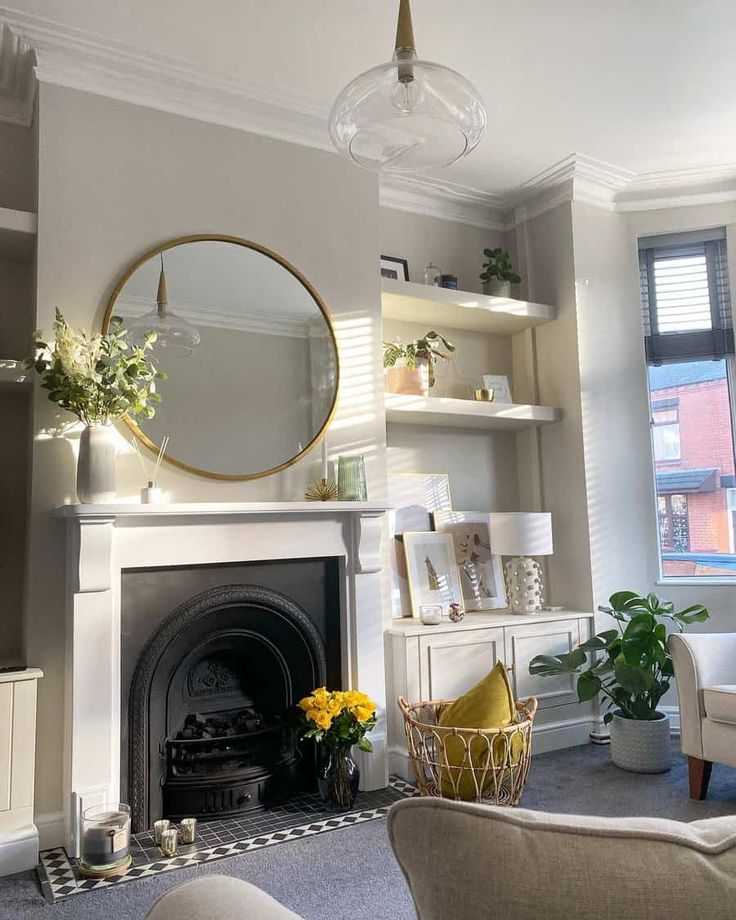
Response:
[54, 500, 392, 521]
[385, 394, 561, 431]
[381, 278, 556, 335]
[0, 207, 36, 261]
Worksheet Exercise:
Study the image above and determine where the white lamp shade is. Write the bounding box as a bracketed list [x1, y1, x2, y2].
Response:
[489, 512, 553, 557]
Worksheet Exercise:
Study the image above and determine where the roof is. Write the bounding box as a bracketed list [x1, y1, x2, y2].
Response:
[656, 468, 717, 493]
[649, 361, 726, 391]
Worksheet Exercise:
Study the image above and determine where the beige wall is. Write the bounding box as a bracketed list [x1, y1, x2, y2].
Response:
[28, 83, 383, 826]
[380, 209, 507, 294]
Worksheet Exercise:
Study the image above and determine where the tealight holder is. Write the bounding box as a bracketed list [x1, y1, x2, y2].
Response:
[179, 817, 197, 845]
[159, 827, 178, 858]
[153, 819, 170, 846]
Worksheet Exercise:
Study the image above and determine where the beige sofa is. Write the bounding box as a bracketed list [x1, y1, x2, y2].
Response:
[388, 797, 736, 920]
[147, 797, 736, 920]
[670, 632, 736, 798]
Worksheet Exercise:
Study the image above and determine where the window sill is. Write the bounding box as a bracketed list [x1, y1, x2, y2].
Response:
[656, 578, 736, 587]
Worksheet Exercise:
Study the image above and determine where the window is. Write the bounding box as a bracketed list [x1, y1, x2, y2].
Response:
[640, 229, 736, 578]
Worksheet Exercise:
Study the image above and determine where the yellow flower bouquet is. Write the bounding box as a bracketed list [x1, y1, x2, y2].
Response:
[298, 687, 377, 753]
[298, 687, 377, 808]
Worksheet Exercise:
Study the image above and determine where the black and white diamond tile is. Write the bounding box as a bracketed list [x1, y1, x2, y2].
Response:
[37, 777, 418, 903]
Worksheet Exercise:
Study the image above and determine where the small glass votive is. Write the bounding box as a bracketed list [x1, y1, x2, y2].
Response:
[153, 819, 170, 846]
[419, 604, 443, 626]
[159, 827, 179, 858]
[179, 818, 197, 845]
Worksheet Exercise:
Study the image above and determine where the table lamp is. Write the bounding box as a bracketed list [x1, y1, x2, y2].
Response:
[488, 513, 553, 613]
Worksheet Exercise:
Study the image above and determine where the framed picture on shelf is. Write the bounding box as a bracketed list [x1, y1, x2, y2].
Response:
[481, 374, 512, 403]
[380, 255, 410, 281]
[403, 531, 465, 620]
[433, 511, 507, 611]
[387, 473, 453, 618]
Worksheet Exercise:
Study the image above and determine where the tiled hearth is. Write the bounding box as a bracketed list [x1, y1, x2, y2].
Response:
[38, 777, 417, 903]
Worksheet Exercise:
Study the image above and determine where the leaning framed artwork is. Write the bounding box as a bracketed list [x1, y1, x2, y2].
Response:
[433, 511, 507, 611]
[387, 473, 453, 618]
[380, 255, 410, 281]
[403, 531, 465, 620]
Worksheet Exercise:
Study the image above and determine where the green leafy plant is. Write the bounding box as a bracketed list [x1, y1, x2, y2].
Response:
[479, 247, 521, 284]
[25, 308, 165, 425]
[382, 330, 455, 388]
[529, 591, 709, 722]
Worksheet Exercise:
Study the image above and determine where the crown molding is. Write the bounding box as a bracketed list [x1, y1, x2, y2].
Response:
[1, 8, 735, 230]
[380, 174, 511, 231]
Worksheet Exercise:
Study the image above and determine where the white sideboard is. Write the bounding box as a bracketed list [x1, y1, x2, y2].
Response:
[0, 668, 42, 876]
[385, 611, 596, 778]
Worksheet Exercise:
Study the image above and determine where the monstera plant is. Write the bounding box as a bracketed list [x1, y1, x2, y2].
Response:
[529, 591, 709, 773]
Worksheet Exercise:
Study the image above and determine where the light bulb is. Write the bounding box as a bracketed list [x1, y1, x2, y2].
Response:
[391, 76, 424, 113]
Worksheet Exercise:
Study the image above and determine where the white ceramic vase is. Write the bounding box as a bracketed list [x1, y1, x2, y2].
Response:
[77, 423, 117, 504]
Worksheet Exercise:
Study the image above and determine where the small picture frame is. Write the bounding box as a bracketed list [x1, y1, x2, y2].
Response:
[481, 374, 513, 404]
[380, 255, 410, 282]
[433, 511, 507, 611]
[403, 531, 465, 620]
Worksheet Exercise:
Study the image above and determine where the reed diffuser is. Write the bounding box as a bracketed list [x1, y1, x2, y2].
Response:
[131, 435, 169, 503]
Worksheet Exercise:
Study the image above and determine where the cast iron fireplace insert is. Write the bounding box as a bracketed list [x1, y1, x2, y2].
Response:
[127, 583, 328, 832]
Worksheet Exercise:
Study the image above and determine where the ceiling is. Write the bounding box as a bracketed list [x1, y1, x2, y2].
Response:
[5, 0, 736, 196]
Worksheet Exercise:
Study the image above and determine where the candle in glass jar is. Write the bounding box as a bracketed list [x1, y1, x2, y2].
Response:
[80, 805, 131, 872]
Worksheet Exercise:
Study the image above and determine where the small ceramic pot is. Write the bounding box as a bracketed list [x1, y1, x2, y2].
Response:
[384, 363, 429, 396]
[483, 280, 512, 298]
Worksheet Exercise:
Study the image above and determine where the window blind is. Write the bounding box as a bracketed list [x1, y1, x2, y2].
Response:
[639, 234, 733, 363]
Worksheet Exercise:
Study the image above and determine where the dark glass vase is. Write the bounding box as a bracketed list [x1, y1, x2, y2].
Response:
[317, 744, 360, 810]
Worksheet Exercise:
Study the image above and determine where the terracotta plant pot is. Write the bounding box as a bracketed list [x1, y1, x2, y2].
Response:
[384, 363, 429, 396]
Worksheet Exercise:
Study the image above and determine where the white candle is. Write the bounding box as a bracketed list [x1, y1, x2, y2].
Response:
[321, 440, 328, 480]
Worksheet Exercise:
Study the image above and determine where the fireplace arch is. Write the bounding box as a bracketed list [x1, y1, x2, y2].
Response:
[128, 584, 326, 831]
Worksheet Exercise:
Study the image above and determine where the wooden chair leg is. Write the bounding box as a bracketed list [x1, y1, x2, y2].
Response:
[688, 757, 712, 800]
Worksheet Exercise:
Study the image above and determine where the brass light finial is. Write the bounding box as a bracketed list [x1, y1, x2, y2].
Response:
[156, 254, 168, 318]
[395, 0, 415, 54]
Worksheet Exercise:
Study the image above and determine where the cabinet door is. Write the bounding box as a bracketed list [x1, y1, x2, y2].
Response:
[418, 628, 505, 701]
[505, 619, 585, 709]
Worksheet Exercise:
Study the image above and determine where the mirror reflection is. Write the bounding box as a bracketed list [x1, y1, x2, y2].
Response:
[106, 238, 338, 479]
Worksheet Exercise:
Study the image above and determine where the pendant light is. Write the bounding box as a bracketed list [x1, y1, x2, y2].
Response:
[329, 0, 486, 174]
[125, 255, 201, 357]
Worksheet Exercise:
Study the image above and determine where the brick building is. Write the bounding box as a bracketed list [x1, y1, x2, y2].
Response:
[649, 361, 736, 576]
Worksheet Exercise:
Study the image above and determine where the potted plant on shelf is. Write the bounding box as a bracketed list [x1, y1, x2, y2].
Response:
[298, 687, 377, 809]
[479, 248, 521, 297]
[529, 591, 709, 773]
[383, 330, 455, 396]
[26, 309, 164, 504]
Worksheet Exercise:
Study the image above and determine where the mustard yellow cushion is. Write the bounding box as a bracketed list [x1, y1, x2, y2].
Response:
[437, 661, 520, 799]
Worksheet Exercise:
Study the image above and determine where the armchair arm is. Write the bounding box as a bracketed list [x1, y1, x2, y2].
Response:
[669, 633, 736, 758]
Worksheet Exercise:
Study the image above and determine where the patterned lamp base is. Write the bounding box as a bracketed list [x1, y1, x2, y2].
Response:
[505, 556, 545, 613]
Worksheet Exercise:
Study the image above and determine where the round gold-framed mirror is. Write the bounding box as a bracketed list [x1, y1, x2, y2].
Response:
[103, 235, 339, 481]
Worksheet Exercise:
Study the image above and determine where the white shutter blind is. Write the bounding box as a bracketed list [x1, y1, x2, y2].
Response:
[639, 233, 733, 363]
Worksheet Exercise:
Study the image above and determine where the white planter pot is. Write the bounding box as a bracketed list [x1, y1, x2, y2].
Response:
[77, 424, 117, 504]
[610, 711, 671, 774]
[483, 280, 511, 298]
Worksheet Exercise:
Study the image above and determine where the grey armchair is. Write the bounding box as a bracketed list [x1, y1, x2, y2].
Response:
[670, 632, 736, 798]
[145, 875, 301, 920]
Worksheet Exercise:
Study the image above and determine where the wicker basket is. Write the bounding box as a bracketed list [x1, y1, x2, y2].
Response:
[398, 696, 538, 805]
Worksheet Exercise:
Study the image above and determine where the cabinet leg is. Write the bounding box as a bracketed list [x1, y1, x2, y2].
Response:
[688, 757, 712, 800]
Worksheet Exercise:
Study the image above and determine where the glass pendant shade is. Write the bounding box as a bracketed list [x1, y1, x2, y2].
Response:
[125, 258, 201, 357]
[328, 0, 486, 174]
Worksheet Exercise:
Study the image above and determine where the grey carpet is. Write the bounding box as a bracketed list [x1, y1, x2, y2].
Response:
[2, 740, 735, 920]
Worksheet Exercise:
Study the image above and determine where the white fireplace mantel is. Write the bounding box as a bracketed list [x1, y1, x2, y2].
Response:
[54, 500, 391, 852]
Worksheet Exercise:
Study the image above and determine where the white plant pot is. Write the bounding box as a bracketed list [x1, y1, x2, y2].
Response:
[77, 423, 117, 504]
[483, 280, 512, 298]
[610, 711, 671, 774]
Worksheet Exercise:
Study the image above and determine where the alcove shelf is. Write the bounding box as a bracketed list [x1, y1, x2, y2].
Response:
[384, 394, 561, 431]
[381, 278, 556, 335]
[0, 207, 37, 262]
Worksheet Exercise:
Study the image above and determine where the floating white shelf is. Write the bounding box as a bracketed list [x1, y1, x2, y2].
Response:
[381, 278, 556, 335]
[0, 207, 36, 261]
[385, 393, 561, 431]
